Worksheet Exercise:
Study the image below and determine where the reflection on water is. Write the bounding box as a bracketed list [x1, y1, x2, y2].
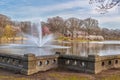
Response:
[0, 41, 69, 56]
[0, 41, 55, 56]
[56, 41, 120, 57]
[0, 41, 120, 57]
[0, 46, 55, 56]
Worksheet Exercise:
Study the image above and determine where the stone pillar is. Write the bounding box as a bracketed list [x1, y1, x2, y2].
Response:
[21, 53, 37, 75]
[87, 55, 101, 74]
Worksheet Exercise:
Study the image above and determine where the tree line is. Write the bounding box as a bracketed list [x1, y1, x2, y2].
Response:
[0, 14, 120, 42]
[0, 14, 31, 43]
[42, 16, 120, 40]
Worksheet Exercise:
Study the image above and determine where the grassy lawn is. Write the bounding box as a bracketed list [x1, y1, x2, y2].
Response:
[48, 73, 89, 80]
[57, 36, 102, 42]
[97, 75, 120, 80]
[0, 68, 120, 80]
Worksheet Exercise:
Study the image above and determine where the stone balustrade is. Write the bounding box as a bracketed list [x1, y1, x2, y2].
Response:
[0, 52, 120, 75]
[0, 53, 59, 75]
[58, 54, 120, 74]
[0, 53, 23, 72]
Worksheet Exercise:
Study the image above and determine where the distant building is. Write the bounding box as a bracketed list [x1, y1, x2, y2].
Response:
[66, 30, 104, 40]
[86, 35, 104, 41]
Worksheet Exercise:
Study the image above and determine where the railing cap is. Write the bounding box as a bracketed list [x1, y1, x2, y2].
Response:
[24, 53, 35, 57]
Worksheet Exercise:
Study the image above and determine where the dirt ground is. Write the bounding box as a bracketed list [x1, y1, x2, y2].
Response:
[0, 68, 120, 80]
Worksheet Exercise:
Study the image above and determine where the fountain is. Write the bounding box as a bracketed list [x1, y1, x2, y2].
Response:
[0, 23, 70, 56]
[24, 23, 53, 47]
[25, 23, 70, 48]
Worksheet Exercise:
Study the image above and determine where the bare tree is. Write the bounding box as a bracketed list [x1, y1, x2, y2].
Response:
[0, 14, 10, 28]
[89, 0, 120, 14]
[47, 16, 65, 34]
[84, 18, 99, 36]
[65, 17, 83, 38]
[20, 21, 31, 34]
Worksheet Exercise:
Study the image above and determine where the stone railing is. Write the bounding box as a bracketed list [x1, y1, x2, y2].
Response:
[58, 54, 120, 74]
[0, 53, 59, 75]
[94, 55, 120, 73]
[0, 52, 120, 75]
[36, 55, 58, 71]
[0, 53, 23, 72]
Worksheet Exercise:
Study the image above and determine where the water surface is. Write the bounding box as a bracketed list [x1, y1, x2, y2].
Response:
[0, 41, 120, 57]
[56, 41, 120, 57]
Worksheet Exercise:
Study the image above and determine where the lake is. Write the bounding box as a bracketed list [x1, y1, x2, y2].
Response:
[0, 41, 120, 57]
[55, 41, 120, 57]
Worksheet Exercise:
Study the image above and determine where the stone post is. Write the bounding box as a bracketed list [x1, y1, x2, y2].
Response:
[87, 55, 101, 74]
[21, 53, 37, 75]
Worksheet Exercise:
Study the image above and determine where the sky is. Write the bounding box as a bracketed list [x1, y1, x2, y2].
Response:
[0, 0, 120, 29]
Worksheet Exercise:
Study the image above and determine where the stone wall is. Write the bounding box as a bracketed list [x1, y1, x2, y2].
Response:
[58, 55, 95, 73]
[58, 54, 120, 74]
[0, 53, 23, 72]
[0, 53, 59, 75]
[94, 55, 120, 73]
[0, 52, 120, 75]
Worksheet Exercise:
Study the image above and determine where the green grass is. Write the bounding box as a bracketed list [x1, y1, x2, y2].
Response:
[0, 75, 29, 80]
[100, 75, 120, 80]
[49, 73, 89, 80]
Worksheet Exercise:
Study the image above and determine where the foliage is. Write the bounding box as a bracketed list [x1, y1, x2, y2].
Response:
[57, 36, 71, 41]
[42, 26, 51, 35]
[0, 27, 4, 38]
[0, 14, 120, 41]
[3, 25, 16, 39]
[44, 16, 120, 40]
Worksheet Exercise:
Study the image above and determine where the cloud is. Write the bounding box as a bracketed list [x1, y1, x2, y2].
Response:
[19, 0, 88, 12]
[98, 16, 120, 23]
[5, 0, 89, 17]
[0, 0, 120, 29]
[6, 0, 90, 21]
[12, 17, 42, 22]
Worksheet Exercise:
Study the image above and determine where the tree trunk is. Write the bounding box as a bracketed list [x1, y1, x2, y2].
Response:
[21, 35, 23, 44]
[7, 37, 8, 43]
[13, 36, 15, 43]
[0, 38, 1, 43]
